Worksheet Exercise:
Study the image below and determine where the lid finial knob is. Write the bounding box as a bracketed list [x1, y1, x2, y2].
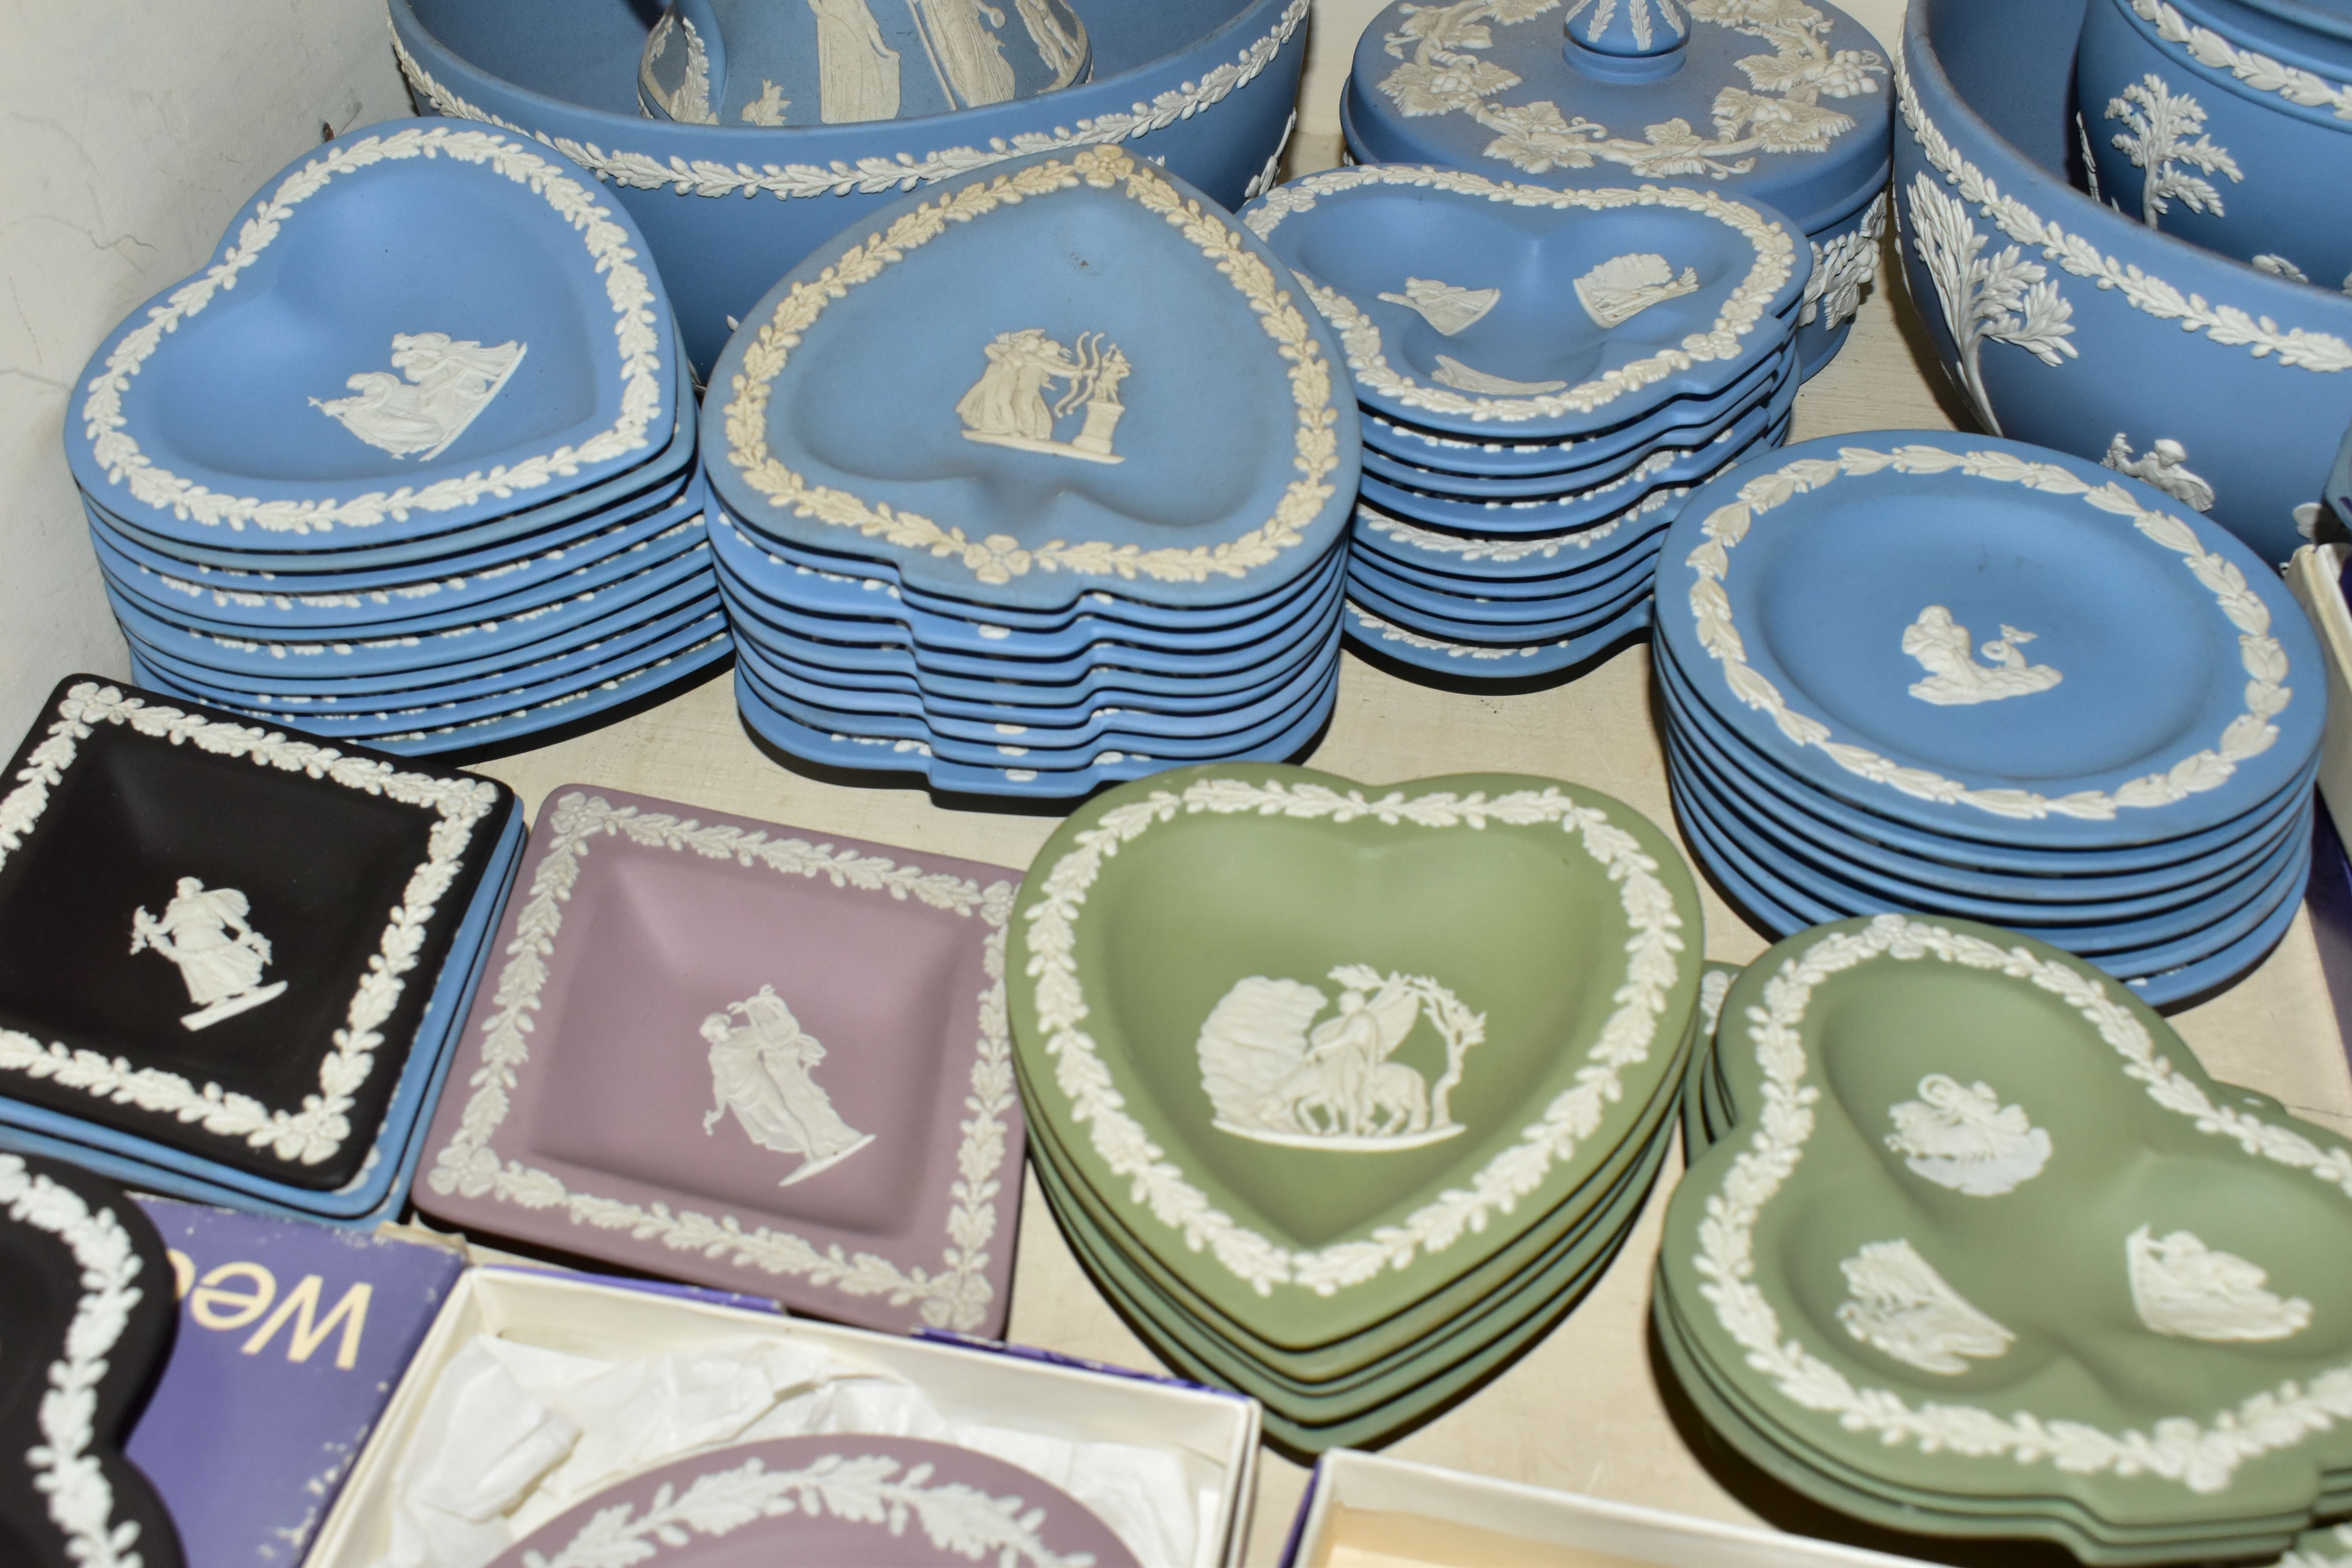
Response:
[1563, 0, 1690, 82]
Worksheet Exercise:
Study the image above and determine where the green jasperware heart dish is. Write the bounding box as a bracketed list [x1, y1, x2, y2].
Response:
[1661, 913, 2352, 1552]
[1007, 762, 1705, 1348]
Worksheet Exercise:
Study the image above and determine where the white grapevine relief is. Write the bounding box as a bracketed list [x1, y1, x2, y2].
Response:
[1574, 253, 1699, 328]
[311, 334, 526, 462]
[957, 329, 1130, 464]
[2105, 74, 2241, 230]
[2104, 432, 2216, 512]
[1905, 174, 2077, 436]
[1431, 354, 1568, 395]
[2127, 1225, 2312, 1342]
[1197, 966, 1486, 1151]
[1835, 1238, 2016, 1374]
[1884, 1074, 2051, 1196]
[1377, 277, 1501, 336]
[130, 877, 287, 1031]
[702, 985, 874, 1187]
[1901, 606, 2062, 707]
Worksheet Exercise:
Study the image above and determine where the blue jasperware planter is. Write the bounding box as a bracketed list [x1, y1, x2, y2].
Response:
[391, 0, 1307, 376]
[1894, 0, 2352, 566]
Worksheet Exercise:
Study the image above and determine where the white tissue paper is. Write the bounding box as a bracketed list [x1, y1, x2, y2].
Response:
[367, 1330, 1202, 1568]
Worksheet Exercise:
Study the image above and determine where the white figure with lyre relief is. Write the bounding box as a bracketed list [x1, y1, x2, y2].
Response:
[956, 328, 1129, 464]
[312, 333, 527, 461]
[131, 877, 288, 1031]
[701, 985, 873, 1186]
[1902, 605, 2063, 707]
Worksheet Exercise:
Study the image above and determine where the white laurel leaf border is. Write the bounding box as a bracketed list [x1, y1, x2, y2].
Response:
[1694, 913, 2352, 1495]
[425, 791, 1018, 1332]
[1243, 166, 1799, 424]
[78, 125, 665, 537]
[1677, 443, 2291, 821]
[1022, 776, 1693, 1297]
[390, 0, 1309, 201]
[4, 1154, 151, 1568]
[0, 682, 501, 1167]
[1895, 30, 2352, 371]
[2125, 0, 2352, 123]
[523, 1450, 1096, 1568]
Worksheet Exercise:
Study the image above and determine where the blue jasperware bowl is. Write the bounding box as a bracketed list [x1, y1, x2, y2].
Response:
[391, 0, 1306, 375]
[1895, 0, 2352, 566]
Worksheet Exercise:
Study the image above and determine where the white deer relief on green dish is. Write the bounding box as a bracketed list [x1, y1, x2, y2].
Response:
[1377, 277, 1501, 336]
[2105, 73, 2241, 232]
[1574, 253, 1700, 328]
[1884, 1073, 2052, 1196]
[2126, 1225, 2313, 1342]
[1901, 606, 2063, 707]
[131, 877, 288, 1032]
[311, 333, 527, 462]
[957, 328, 1131, 464]
[1196, 965, 1487, 1151]
[1835, 1238, 2017, 1374]
[701, 984, 875, 1187]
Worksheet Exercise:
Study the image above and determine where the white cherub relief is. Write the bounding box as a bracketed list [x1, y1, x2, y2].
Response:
[740, 78, 793, 125]
[1901, 605, 2063, 707]
[2103, 432, 2216, 513]
[1835, 1238, 2016, 1375]
[130, 877, 288, 1032]
[956, 328, 1129, 464]
[701, 985, 874, 1187]
[1884, 1074, 2052, 1196]
[1429, 354, 1568, 396]
[2127, 1225, 2312, 1342]
[1377, 277, 1502, 336]
[1573, 252, 1700, 329]
[1195, 965, 1485, 1151]
[311, 333, 527, 461]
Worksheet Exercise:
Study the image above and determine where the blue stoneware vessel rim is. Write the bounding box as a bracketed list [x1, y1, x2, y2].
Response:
[67, 119, 674, 550]
[2143, 0, 2352, 60]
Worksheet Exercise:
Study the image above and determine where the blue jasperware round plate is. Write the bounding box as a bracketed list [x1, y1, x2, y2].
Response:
[69, 120, 674, 550]
[1653, 434, 2323, 849]
[1239, 165, 1806, 440]
[1343, 590, 1653, 677]
[704, 144, 1358, 613]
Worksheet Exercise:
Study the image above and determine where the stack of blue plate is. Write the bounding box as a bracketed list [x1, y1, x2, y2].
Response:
[1653, 432, 2326, 1007]
[65, 120, 729, 757]
[1238, 166, 1810, 679]
[701, 146, 1360, 798]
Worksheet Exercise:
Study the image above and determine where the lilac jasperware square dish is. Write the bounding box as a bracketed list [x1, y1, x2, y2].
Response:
[412, 786, 1026, 1336]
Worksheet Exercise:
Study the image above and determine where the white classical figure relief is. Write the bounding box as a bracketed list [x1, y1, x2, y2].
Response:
[1196, 965, 1486, 1151]
[1430, 354, 1569, 396]
[701, 985, 874, 1187]
[1836, 1238, 2016, 1374]
[1901, 606, 2063, 707]
[312, 333, 527, 462]
[1012, 0, 1088, 87]
[131, 877, 288, 1032]
[1884, 1074, 2052, 1196]
[809, 0, 902, 122]
[1573, 253, 1700, 329]
[1377, 277, 1503, 336]
[957, 329, 1129, 464]
[2127, 1225, 2312, 1342]
[911, 0, 1016, 108]
[2104, 74, 2241, 230]
[2104, 432, 2216, 512]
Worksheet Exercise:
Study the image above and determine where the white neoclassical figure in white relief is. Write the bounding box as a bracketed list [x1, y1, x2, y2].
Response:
[911, 0, 1016, 108]
[1573, 253, 1700, 329]
[1835, 1239, 2016, 1375]
[808, 0, 900, 122]
[2103, 432, 2217, 513]
[131, 877, 288, 1032]
[1377, 278, 1502, 337]
[1012, 0, 1086, 85]
[701, 985, 874, 1186]
[1196, 965, 1486, 1151]
[2127, 1225, 2312, 1342]
[956, 329, 1129, 464]
[1900, 605, 2064, 707]
[1429, 354, 1568, 396]
[1884, 1074, 2053, 1197]
[311, 333, 527, 462]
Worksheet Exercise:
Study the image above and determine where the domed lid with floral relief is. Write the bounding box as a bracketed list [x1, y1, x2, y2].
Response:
[1344, 0, 1892, 237]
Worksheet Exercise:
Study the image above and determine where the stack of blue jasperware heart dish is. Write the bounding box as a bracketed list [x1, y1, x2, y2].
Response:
[0, 676, 524, 1227]
[65, 119, 729, 758]
[1653, 431, 2325, 1008]
[701, 145, 1359, 799]
[1238, 165, 1809, 681]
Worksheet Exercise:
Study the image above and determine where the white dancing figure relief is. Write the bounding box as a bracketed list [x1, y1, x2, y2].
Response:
[2127, 1226, 2312, 1342]
[1429, 354, 1568, 396]
[956, 329, 1130, 464]
[701, 985, 874, 1187]
[1901, 606, 2063, 707]
[1835, 1239, 2016, 1375]
[1377, 278, 1501, 337]
[1573, 253, 1700, 329]
[1884, 1074, 2052, 1197]
[312, 333, 527, 461]
[909, 0, 1016, 108]
[130, 878, 287, 1031]
[809, 0, 900, 123]
[1196, 965, 1486, 1151]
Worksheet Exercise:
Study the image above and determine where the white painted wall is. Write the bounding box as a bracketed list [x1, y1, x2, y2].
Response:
[0, 0, 410, 742]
